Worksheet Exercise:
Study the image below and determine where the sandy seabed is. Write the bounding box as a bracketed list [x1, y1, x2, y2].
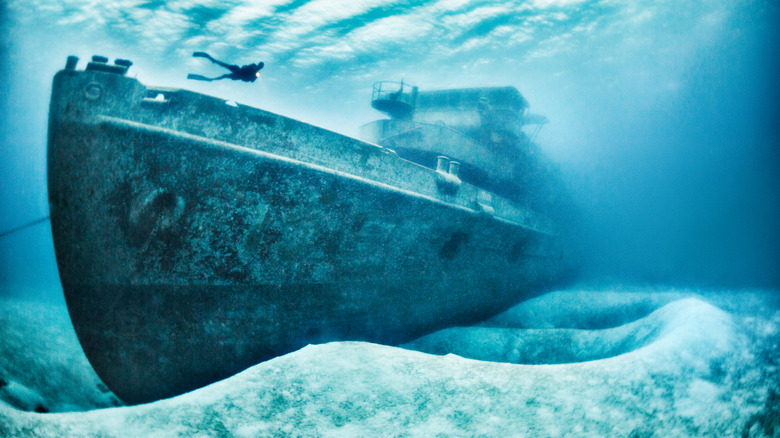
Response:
[1, 287, 778, 437]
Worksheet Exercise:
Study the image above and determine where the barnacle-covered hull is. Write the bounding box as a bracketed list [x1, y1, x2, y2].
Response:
[47, 57, 573, 404]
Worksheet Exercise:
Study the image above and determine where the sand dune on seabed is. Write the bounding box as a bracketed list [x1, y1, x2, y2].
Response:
[0, 288, 778, 437]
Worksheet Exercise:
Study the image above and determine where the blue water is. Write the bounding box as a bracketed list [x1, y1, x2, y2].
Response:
[0, 3, 778, 435]
[1, 0, 778, 293]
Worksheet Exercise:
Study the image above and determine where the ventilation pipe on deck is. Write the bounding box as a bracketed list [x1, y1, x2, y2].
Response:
[65, 56, 79, 70]
[435, 156, 461, 195]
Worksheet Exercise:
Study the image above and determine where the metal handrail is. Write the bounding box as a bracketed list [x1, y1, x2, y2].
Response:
[372, 81, 415, 106]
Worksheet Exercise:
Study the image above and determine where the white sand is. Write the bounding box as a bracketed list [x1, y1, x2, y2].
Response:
[1, 287, 777, 437]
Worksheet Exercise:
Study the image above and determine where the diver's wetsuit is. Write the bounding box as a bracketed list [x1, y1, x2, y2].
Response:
[188, 52, 264, 82]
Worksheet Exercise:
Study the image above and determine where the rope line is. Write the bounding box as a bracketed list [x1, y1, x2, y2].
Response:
[0, 216, 51, 238]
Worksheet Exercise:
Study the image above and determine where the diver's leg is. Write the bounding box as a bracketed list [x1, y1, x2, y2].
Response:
[187, 73, 213, 81]
[213, 59, 239, 72]
[203, 55, 235, 70]
[187, 73, 232, 81]
[192, 52, 239, 72]
[211, 74, 233, 81]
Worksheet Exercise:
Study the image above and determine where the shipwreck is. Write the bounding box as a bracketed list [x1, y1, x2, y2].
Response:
[47, 55, 575, 404]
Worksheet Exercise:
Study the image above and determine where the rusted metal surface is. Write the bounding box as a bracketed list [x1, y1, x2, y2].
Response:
[47, 58, 573, 404]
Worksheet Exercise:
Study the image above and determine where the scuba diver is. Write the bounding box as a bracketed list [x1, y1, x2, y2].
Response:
[187, 52, 264, 83]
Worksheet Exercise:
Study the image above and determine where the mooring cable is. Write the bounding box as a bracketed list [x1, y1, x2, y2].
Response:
[0, 216, 51, 239]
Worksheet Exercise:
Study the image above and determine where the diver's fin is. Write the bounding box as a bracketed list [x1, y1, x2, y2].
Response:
[192, 52, 211, 59]
[187, 74, 213, 81]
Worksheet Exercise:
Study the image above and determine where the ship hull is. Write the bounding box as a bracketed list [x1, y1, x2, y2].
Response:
[48, 64, 570, 404]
